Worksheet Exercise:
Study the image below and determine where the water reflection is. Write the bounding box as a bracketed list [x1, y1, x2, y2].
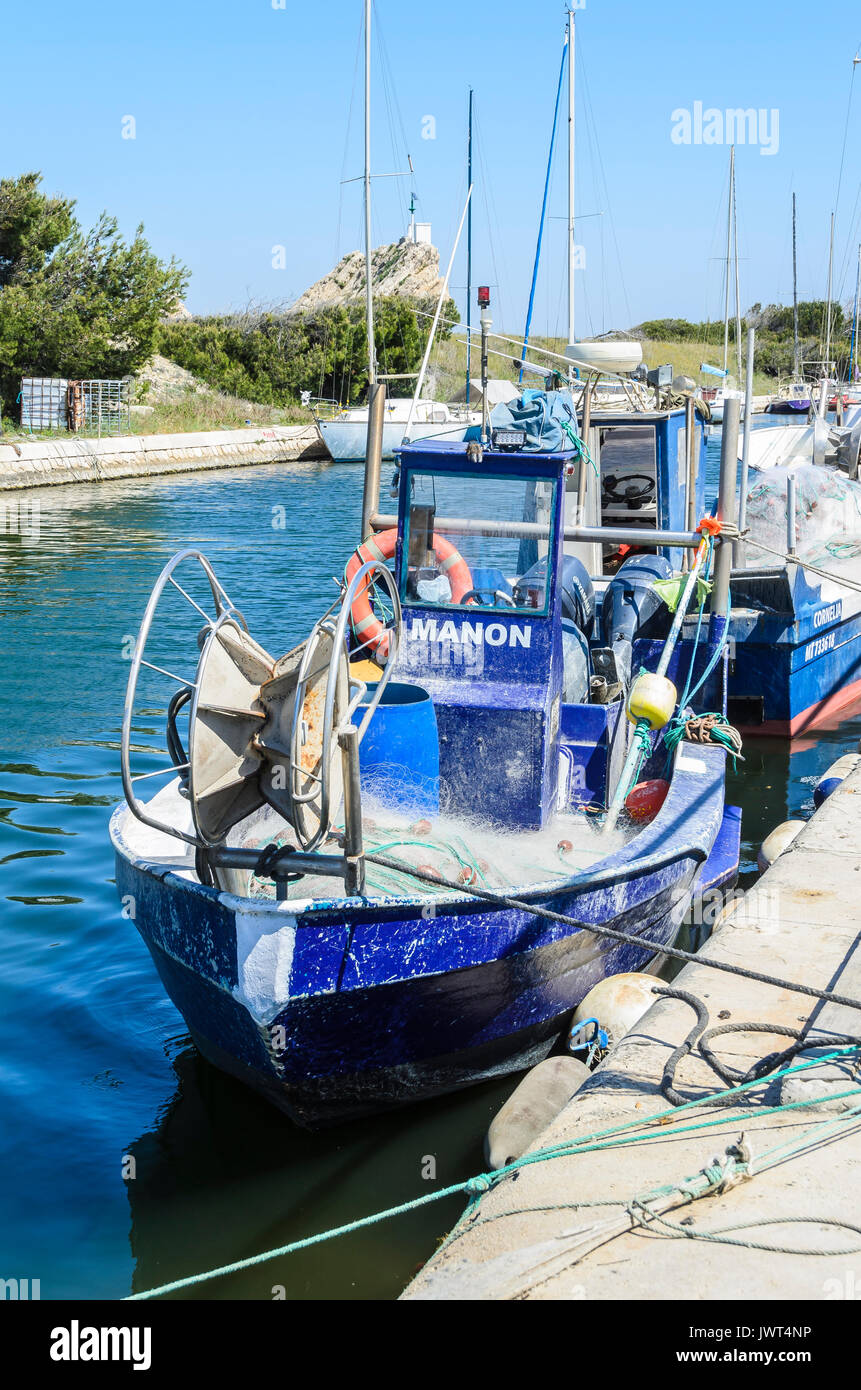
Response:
[125, 1039, 515, 1301]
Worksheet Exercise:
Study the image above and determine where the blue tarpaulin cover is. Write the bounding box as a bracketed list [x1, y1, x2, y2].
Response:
[489, 388, 580, 452]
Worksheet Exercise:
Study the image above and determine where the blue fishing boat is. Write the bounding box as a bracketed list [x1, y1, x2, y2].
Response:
[538, 383, 861, 737]
[727, 434, 861, 735]
[111, 395, 741, 1128]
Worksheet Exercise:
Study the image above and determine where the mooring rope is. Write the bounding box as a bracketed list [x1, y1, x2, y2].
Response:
[654, 986, 861, 1106]
[362, 852, 861, 1016]
[123, 1049, 861, 1301]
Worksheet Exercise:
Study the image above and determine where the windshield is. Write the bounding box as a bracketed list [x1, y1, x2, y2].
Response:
[400, 470, 557, 615]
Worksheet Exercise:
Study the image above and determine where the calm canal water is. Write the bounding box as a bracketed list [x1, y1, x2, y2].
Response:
[1, 448, 859, 1300]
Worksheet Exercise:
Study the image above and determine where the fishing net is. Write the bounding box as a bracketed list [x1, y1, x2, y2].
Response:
[742, 464, 861, 588]
[236, 802, 629, 903]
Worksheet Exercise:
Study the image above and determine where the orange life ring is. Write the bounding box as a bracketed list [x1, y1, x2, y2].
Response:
[346, 527, 473, 658]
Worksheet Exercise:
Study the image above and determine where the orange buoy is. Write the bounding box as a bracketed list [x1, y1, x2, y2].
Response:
[624, 778, 670, 824]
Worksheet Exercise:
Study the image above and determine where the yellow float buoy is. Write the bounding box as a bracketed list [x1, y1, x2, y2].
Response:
[627, 672, 677, 730]
[757, 820, 805, 873]
[484, 1056, 591, 1170]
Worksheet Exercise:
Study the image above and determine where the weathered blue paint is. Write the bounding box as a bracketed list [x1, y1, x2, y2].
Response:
[395, 446, 569, 830]
[112, 435, 738, 1127]
[695, 803, 741, 896]
[111, 740, 728, 1127]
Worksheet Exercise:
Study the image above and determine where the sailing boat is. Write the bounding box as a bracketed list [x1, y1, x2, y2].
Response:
[701, 147, 742, 424]
[826, 243, 861, 410]
[313, 2, 479, 463]
[766, 194, 812, 416]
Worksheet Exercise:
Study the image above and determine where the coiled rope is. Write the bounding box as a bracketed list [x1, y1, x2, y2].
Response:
[664, 712, 744, 769]
[655, 987, 861, 1107]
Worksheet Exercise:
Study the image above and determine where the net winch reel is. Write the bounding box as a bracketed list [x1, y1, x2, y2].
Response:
[120, 549, 401, 895]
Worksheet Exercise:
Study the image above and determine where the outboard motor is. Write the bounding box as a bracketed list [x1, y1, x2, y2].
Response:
[601, 553, 673, 688]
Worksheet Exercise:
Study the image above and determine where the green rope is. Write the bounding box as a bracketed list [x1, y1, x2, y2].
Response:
[618, 714, 654, 805]
[123, 1045, 861, 1301]
[439, 1101, 861, 1264]
[663, 712, 743, 772]
[560, 421, 599, 476]
[658, 536, 740, 772]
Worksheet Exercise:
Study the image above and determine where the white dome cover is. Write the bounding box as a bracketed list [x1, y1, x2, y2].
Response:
[565, 341, 644, 374]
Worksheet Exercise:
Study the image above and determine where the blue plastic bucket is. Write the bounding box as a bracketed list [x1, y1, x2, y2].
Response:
[358, 682, 440, 817]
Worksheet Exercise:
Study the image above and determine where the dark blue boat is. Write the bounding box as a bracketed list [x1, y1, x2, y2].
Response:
[556, 395, 861, 737]
[112, 426, 740, 1127]
[727, 563, 861, 735]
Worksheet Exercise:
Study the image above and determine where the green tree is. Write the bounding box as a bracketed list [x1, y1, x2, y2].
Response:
[157, 295, 459, 407]
[0, 172, 187, 413]
[0, 172, 75, 286]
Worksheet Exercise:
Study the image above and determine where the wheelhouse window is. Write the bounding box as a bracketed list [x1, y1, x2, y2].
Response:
[400, 470, 557, 616]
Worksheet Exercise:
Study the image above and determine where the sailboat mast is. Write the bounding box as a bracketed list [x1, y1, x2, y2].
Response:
[364, 0, 376, 387]
[824, 211, 835, 378]
[466, 88, 474, 403]
[567, 5, 576, 343]
[851, 243, 861, 382]
[722, 146, 734, 376]
[732, 156, 742, 382]
[792, 193, 800, 378]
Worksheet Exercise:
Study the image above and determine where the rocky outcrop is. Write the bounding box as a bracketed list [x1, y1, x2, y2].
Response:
[136, 353, 210, 401]
[163, 300, 193, 322]
[290, 241, 444, 315]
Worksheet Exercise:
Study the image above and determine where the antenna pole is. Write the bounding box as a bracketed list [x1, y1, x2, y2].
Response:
[792, 192, 800, 378]
[567, 5, 576, 344]
[852, 243, 861, 382]
[733, 155, 742, 383]
[722, 147, 734, 376]
[824, 211, 835, 380]
[364, 0, 376, 387]
[467, 88, 474, 404]
[520, 26, 568, 378]
[404, 186, 473, 444]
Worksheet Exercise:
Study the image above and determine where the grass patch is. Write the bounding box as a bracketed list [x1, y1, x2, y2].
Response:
[135, 392, 311, 435]
[0, 389, 313, 442]
[425, 332, 775, 398]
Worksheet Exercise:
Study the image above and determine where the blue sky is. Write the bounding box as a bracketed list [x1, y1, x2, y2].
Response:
[3, 0, 860, 338]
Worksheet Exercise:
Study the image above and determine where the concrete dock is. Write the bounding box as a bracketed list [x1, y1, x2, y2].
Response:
[0, 423, 327, 491]
[403, 766, 861, 1301]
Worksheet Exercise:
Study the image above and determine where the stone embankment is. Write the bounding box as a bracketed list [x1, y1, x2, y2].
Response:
[0, 424, 326, 491]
